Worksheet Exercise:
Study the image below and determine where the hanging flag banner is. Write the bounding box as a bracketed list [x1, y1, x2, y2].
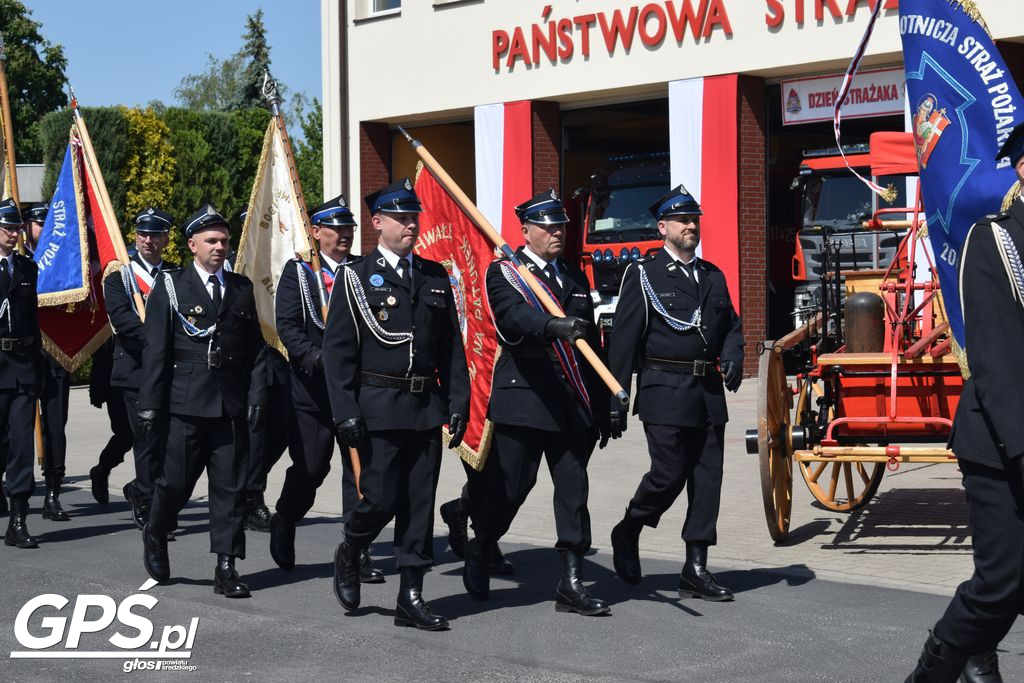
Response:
[899, 0, 1024, 351]
[782, 67, 906, 125]
[36, 140, 89, 303]
[235, 118, 313, 351]
[414, 162, 499, 470]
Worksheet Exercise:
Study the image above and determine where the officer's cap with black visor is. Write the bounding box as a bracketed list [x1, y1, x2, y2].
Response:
[311, 194, 357, 228]
[364, 178, 422, 215]
[134, 207, 174, 235]
[0, 198, 22, 229]
[514, 188, 570, 226]
[183, 204, 231, 239]
[997, 121, 1024, 168]
[649, 184, 703, 220]
[24, 202, 48, 224]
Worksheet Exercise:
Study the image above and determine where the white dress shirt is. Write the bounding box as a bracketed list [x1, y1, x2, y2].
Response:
[521, 245, 563, 288]
[193, 261, 226, 300]
[662, 243, 699, 284]
[377, 243, 413, 279]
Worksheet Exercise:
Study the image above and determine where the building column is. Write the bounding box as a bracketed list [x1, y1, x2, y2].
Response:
[358, 121, 390, 256]
[531, 100, 561, 196]
[738, 75, 768, 378]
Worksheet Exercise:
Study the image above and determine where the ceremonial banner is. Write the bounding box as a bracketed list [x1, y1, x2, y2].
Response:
[414, 163, 498, 470]
[36, 127, 124, 371]
[235, 119, 312, 351]
[898, 1, 1024, 350]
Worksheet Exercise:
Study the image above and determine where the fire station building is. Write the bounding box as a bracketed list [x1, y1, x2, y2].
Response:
[319, 0, 1024, 375]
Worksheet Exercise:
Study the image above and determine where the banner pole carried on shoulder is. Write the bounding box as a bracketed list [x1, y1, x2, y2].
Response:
[395, 125, 629, 406]
[69, 87, 145, 321]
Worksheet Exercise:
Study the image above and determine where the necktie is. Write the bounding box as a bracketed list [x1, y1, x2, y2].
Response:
[208, 274, 222, 312]
[681, 260, 696, 281]
[543, 263, 562, 295]
[151, 266, 159, 278]
[0, 258, 10, 292]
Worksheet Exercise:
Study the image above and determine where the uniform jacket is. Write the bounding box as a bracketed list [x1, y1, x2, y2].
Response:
[0, 252, 42, 391]
[485, 247, 605, 432]
[608, 247, 743, 427]
[950, 198, 1024, 471]
[322, 246, 470, 432]
[275, 257, 354, 413]
[103, 256, 179, 389]
[138, 265, 266, 418]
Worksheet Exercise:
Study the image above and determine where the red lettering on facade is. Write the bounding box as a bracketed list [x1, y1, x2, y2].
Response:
[599, 6, 640, 54]
[506, 26, 532, 68]
[702, 0, 732, 38]
[638, 3, 668, 47]
[573, 14, 597, 58]
[666, 0, 708, 42]
[765, 0, 785, 28]
[492, 30, 509, 70]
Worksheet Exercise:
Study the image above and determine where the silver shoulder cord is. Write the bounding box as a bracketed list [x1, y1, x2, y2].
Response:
[163, 275, 217, 339]
[637, 264, 706, 344]
[991, 222, 1024, 306]
[296, 262, 324, 330]
[490, 261, 527, 346]
[343, 266, 412, 346]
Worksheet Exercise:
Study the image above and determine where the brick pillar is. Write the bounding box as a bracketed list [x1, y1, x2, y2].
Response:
[737, 75, 767, 378]
[359, 121, 390, 255]
[531, 100, 561, 196]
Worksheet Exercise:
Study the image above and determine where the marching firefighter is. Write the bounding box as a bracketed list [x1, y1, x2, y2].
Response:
[324, 179, 469, 630]
[607, 184, 744, 601]
[269, 194, 383, 583]
[139, 205, 265, 597]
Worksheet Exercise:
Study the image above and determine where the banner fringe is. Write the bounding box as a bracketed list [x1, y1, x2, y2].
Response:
[41, 324, 111, 373]
[1001, 181, 1022, 213]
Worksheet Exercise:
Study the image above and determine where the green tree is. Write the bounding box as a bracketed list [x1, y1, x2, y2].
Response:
[234, 9, 271, 110]
[293, 97, 323, 206]
[0, 0, 68, 162]
[172, 52, 245, 111]
[121, 107, 180, 261]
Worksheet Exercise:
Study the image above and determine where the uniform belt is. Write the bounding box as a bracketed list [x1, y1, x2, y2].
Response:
[174, 349, 244, 368]
[360, 371, 436, 394]
[643, 358, 716, 377]
[0, 336, 33, 351]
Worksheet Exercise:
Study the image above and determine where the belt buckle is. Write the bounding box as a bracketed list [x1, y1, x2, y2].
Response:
[409, 376, 425, 393]
[208, 348, 222, 369]
[0, 339, 12, 351]
[692, 360, 706, 377]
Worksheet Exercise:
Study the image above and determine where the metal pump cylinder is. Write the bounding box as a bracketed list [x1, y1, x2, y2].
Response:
[845, 291, 885, 353]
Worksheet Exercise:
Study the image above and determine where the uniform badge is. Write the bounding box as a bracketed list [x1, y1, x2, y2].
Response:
[386, 295, 397, 306]
[147, 208, 155, 215]
[187, 316, 197, 326]
[206, 205, 216, 216]
[404, 178, 412, 191]
[378, 309, 389, 322]
[195, 305, 204, 315]
[370, 274, 384, 287]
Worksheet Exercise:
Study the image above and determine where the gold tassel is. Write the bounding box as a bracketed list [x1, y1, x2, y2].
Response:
[952, 337, 970, 379]
[949, 0, 992, 36]
[880, 183, 899, 205]
[1001, 181, 1022, 213]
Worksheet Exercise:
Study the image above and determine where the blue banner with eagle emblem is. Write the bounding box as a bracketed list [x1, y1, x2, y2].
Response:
[899, 0, 1024, 349]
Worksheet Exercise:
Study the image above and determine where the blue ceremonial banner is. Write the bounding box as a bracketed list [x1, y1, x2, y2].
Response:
[899, 1, 1024, 349]
[35, 139, 90, 305]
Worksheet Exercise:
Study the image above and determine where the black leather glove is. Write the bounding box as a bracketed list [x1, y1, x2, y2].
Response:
[88, 388, 104, 409]
[247, 404, 264, 432]
[544, 316, 590, 342]
[609, 410, 627, 439]
[598, 413, 611, 450]
[721, 360, 742, 393]
[335, 417, 367, 448]
[448, 413, 467, 449]
[137, 409, 160, 440]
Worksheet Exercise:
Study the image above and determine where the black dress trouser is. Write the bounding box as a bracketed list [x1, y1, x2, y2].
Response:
[38, 365, 69, 480]
[625, 422, 725, 545]
[96, 386, 134, 474]
[0, 387, 38, 498]
[149, 414, 247, 558]
[935, 459, 1024, 654]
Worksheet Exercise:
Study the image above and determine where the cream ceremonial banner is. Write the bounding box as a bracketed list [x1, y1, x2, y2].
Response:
[235, 121, 313, 352]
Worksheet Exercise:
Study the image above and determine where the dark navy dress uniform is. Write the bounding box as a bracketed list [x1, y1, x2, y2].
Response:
[906, 127, 1024, 681]
[607, 186, 743, 599]
[99, 207, 179, 516]
[139, 206, 266, 560]
[0, 199, 44, 548]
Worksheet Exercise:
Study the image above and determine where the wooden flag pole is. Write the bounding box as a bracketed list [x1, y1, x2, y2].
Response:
[396, 126, 629, 406]
[69, 89, 145, 321]
[262, 71, 361, 494]
[0, 39, 20, 205]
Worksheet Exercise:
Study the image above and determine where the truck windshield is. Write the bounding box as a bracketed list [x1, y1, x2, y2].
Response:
[587, 185, 664, 240]
[803, 174, 873, 230]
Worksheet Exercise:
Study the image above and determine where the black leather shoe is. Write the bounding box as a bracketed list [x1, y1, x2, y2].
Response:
[269, 513, 295, 570]
[904, 632, 969, 682]
[359, 550, 385, 584]
[463, 538, 490, 600]
[5, 498, 39, 549]
[440, 499, 469, 560]
[244, 492, 271, 532]
[489, 544, 515, 575]
[611, 515, 643, 585]
[555, 551, 610, 616]
[89, 466, 109, 505]
[395, 567, 448, 630]
[123, 482, 148, 530]
[214, 555, 251, 598]
[960, 650, 1001, 683]
[42, 476, 70, 521]
[333, 541, 361, 610]
[142, 523, 169, 582]
[678, 542, 733, 601]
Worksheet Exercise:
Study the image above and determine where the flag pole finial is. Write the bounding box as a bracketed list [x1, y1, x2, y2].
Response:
[395, 125, 421, 150]
[262, 68, 282, 116]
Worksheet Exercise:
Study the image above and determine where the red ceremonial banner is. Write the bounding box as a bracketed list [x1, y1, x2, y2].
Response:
[39, 136, 120, 372]
[414, 164, 498, 470]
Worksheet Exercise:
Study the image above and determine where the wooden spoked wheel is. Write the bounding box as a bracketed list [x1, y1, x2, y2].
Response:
[757, 346, 793, 543]
[797, 458, 884, 512]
